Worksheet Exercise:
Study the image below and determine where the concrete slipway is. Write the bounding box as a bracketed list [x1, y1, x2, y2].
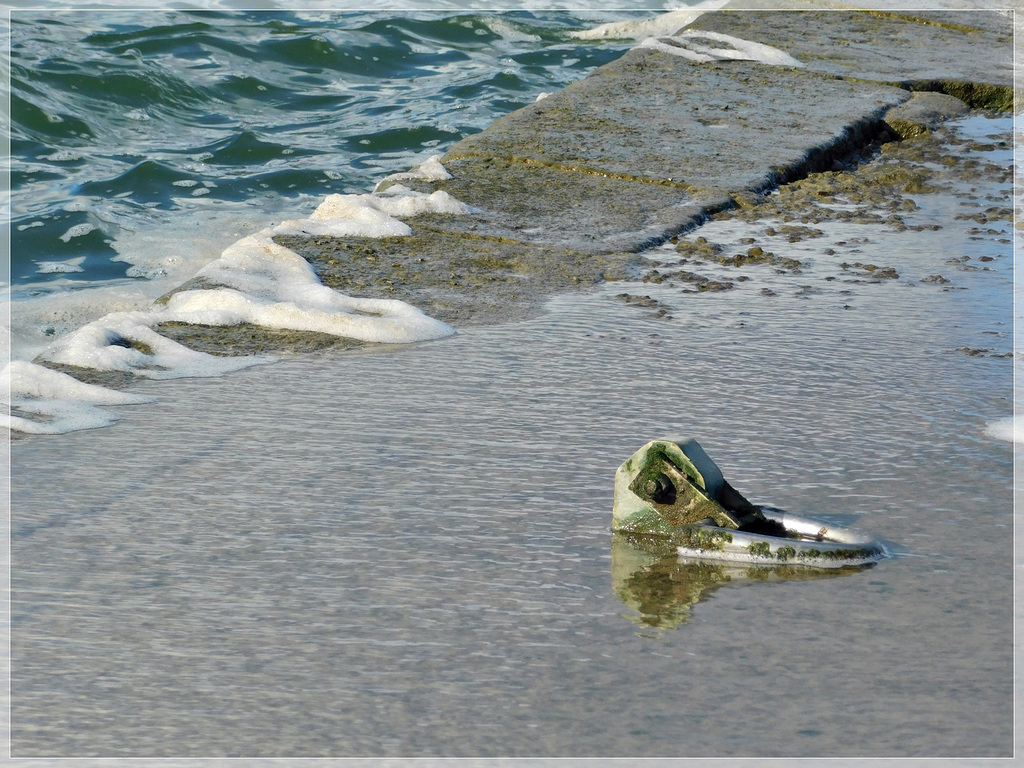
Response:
[267, 10, 1015, 333]
[135, 8, 1017, 354]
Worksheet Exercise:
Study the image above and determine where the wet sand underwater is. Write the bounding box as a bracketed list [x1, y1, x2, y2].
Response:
[10, 113, 1015, 758]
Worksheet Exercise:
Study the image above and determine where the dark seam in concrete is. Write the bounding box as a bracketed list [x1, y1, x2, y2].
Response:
[631, 200, 736, 253]
[835, 76, 1016, 111]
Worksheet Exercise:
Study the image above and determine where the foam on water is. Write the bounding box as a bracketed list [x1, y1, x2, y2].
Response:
[638, 30, 803, 67]
[3, 360, 155, 435]
[371, 155, 454, 193]
[34, 257, 85, 275]
[38, 311, 271, 379]
[10, 160, 467, 433]
[984, 416, 1024, 444]
[106, 205, 288, 287]
[58, 223, 98, 243]
[481, 17, 541, 44]
[569, 3, 728, 40]
[5, 280, 163, 363]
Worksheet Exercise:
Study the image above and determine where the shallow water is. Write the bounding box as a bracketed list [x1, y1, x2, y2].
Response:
[6, 3, 1019, 762]
[11, 142, 1014, 755]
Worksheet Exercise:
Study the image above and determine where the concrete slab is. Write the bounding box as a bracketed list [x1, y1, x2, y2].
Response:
[364, 10, 1011, 260]
[375, 48, 913, 253]
[884, 92, 972, 138]
[441, 49, 910, 195]
[380, 155, 732, 253]
[690, 10, 1014, 100]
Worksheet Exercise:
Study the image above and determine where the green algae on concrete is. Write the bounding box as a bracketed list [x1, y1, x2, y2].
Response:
[33, 362, 139, 391]
[275, 226, 634, 327]
[884, 92, 972, 139]
[702, 245, 805, 274]
[155, 322, 369, 357]
[376, 155, 731, 253]
[915, 81, 1015, 114]
[668, 111, 1014, 297]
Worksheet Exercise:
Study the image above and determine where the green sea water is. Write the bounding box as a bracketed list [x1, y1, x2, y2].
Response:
[9, 9, 643, 290]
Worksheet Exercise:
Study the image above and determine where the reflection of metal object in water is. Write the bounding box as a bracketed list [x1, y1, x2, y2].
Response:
[611, 533, 864, 634]
[613, 437, 887, 569]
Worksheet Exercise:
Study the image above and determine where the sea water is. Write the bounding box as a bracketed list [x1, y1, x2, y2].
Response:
[10, 111, 1016, 757]
[6, 9, 671, 337]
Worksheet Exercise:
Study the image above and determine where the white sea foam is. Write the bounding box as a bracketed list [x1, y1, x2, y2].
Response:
[12, 165, 465, 433]
[4, 360, 151, 405]
[5, 282, 164, 363]
[3, 360, 155, 435]
[372, 154, 452, 192]
[42, 150, 83, 162]
[39, 311, 269, 379]
[483, 17, 540, 43]
[638, 31, 803, 68]
[570, 3, 728, 41]
[984, 415, 1024, 443]
[274, 195, 411, 238]
[8, 206, 279, 361]
[372, 187, 476, 217]
[277, 187, 475, 240]
[107, 205, 279, 292]
[35, 257, 86, 274]
[164, 287, 450, 345]
[41, 187, 461, 371]
[58, 223, 98, 242]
